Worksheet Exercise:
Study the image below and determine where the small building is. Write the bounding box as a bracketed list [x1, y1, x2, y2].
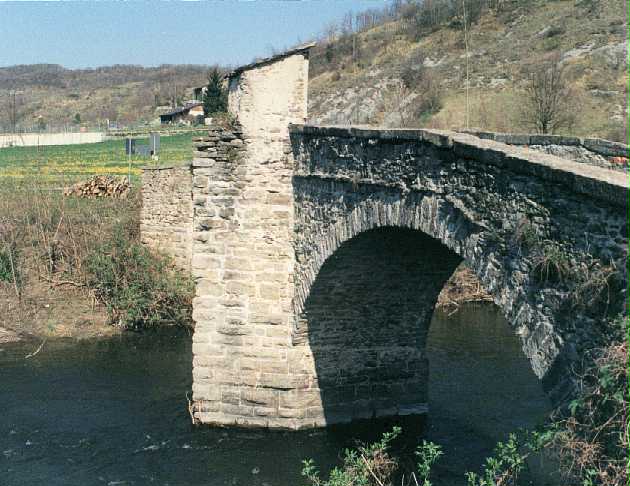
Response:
[193, 86, 206, 102]
[159, 102, 204, 125]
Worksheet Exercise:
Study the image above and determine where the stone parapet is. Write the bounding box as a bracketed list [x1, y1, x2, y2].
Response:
[459, 129, 629, 172]
[289, 124, 628, 410]
[289, 125, 628, 208]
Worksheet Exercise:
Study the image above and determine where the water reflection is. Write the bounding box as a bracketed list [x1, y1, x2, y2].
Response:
[0, 304, 550, 486]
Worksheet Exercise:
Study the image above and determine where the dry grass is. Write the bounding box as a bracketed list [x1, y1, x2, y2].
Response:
[436, 264, 493, 312]
[0, 178, 139, 338]
[309, 0, 627, 141]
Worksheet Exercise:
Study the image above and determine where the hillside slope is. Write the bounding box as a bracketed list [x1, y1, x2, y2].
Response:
[1, 0, 626, 140]
[0, 64, 209, 130]
[307, 0, 628, 141]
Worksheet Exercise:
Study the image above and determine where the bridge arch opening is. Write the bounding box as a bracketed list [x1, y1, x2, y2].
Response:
[294, 226, 464, 424]
[290, 191, 562, 426]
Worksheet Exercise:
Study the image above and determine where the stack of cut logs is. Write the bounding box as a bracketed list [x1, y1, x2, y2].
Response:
[63, 176, 130, 199]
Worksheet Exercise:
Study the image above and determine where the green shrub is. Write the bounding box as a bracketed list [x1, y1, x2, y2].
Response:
[302, 427, 443, 486]
[531, 241, 572, 284]
[510, 217, 539, 254]
[84, 222, 193, 330]
[0, 247, 13, 283]
[465, 433, 532, 486]
[0, 238, 21, 297]
[547, 314, 628, 486]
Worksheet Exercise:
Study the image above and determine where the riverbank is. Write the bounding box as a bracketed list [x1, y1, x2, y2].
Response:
[0, 277, 115, 342]
[0, 176, 193, 341]
[1, 261, 490, 343]
[0, 178, 133, 342]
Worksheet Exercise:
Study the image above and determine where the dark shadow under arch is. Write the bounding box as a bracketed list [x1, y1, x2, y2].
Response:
[297, 226, 462, 424]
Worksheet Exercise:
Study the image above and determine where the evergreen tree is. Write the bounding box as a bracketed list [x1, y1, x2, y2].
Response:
[203, 68, 228, 116]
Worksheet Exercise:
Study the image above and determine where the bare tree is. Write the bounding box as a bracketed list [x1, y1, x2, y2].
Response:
[322, 21, 339, 44]
[390, 78, 412, 127]
[521, 58, 575, 134]
[340, 11, 354, 36]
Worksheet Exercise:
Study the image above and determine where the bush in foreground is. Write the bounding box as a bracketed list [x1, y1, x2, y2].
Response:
[302, 427, 443, 486]
[84, 221, 194, 330]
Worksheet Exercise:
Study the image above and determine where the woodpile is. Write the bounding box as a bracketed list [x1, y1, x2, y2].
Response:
[63, 176, 130, 199]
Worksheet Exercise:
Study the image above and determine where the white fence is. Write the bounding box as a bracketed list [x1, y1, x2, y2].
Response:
[0, 132, 105, 148]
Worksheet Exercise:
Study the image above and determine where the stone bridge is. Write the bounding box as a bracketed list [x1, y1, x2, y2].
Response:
[140, 46, 628, 429]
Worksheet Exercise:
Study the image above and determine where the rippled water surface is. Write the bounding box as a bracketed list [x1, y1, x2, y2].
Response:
[1, 304, 551, 486]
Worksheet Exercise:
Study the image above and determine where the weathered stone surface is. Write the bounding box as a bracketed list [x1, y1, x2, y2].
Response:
[140, 164, 193, 270]
[462, 129, 629, 172]
[141, 47, 628, 430]
[289, 124, 627, 419]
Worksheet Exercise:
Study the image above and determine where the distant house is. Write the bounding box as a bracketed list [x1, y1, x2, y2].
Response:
[193, 86, 206, 102]
[159, 102, 204, 125]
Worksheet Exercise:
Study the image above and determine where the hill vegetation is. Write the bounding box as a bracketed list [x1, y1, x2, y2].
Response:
[0, 64, 210, 131]
[307, 0, 628, 142]
[0, 0, 626, 141]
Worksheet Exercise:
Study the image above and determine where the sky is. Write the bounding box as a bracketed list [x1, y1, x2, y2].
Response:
[0, 0, 391, 69]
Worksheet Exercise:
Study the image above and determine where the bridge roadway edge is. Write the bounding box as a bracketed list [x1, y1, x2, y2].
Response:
[289, 124, 628, 208]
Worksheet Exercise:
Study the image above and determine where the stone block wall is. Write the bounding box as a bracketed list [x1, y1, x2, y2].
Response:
[290, 125, 628, 408]
[140, 164, 193, 270]
[190, 47, 311, 428]
[183, 45, 628, 430]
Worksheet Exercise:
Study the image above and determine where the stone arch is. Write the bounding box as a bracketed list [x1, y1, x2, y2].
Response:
[293, 194, 483, 320]
[292, 187, 564, 424]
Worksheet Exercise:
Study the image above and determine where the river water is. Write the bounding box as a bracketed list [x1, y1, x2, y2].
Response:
[1, 304, 552, 486]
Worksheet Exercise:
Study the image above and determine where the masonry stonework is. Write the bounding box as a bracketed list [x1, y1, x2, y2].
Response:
[140, 165, 193, 270]
[141, 46, 628, 430]
[290, 126, 627, 424]
[462, 130, 629, 172]
[190, 47, 310, 428]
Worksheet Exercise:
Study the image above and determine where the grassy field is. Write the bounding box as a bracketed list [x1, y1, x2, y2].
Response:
[0, 131, 203, 183]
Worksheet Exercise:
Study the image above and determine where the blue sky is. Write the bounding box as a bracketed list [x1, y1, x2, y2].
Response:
[0, 1, 390, 69]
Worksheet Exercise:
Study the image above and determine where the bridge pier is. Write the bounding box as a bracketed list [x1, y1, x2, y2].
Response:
[190, 46, 319, 428]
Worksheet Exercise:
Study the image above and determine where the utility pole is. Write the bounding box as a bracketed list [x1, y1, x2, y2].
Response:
[462, 0, 471, 130]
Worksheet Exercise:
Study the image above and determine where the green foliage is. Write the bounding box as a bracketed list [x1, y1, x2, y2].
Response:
[415, 440, 443, 486]
[302, 427, 401, 486]
[510, 216, 539, 254]
[84, 221, 193, 330]
[302, 427, 444, 486]
[531, 240, 571, 284]
[465, 433, 530, 486]
[0, 132, 205, 184]
[203, 67, 228, 117]
[0, 243, 19, 284]
[548, 314, 628, 485]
